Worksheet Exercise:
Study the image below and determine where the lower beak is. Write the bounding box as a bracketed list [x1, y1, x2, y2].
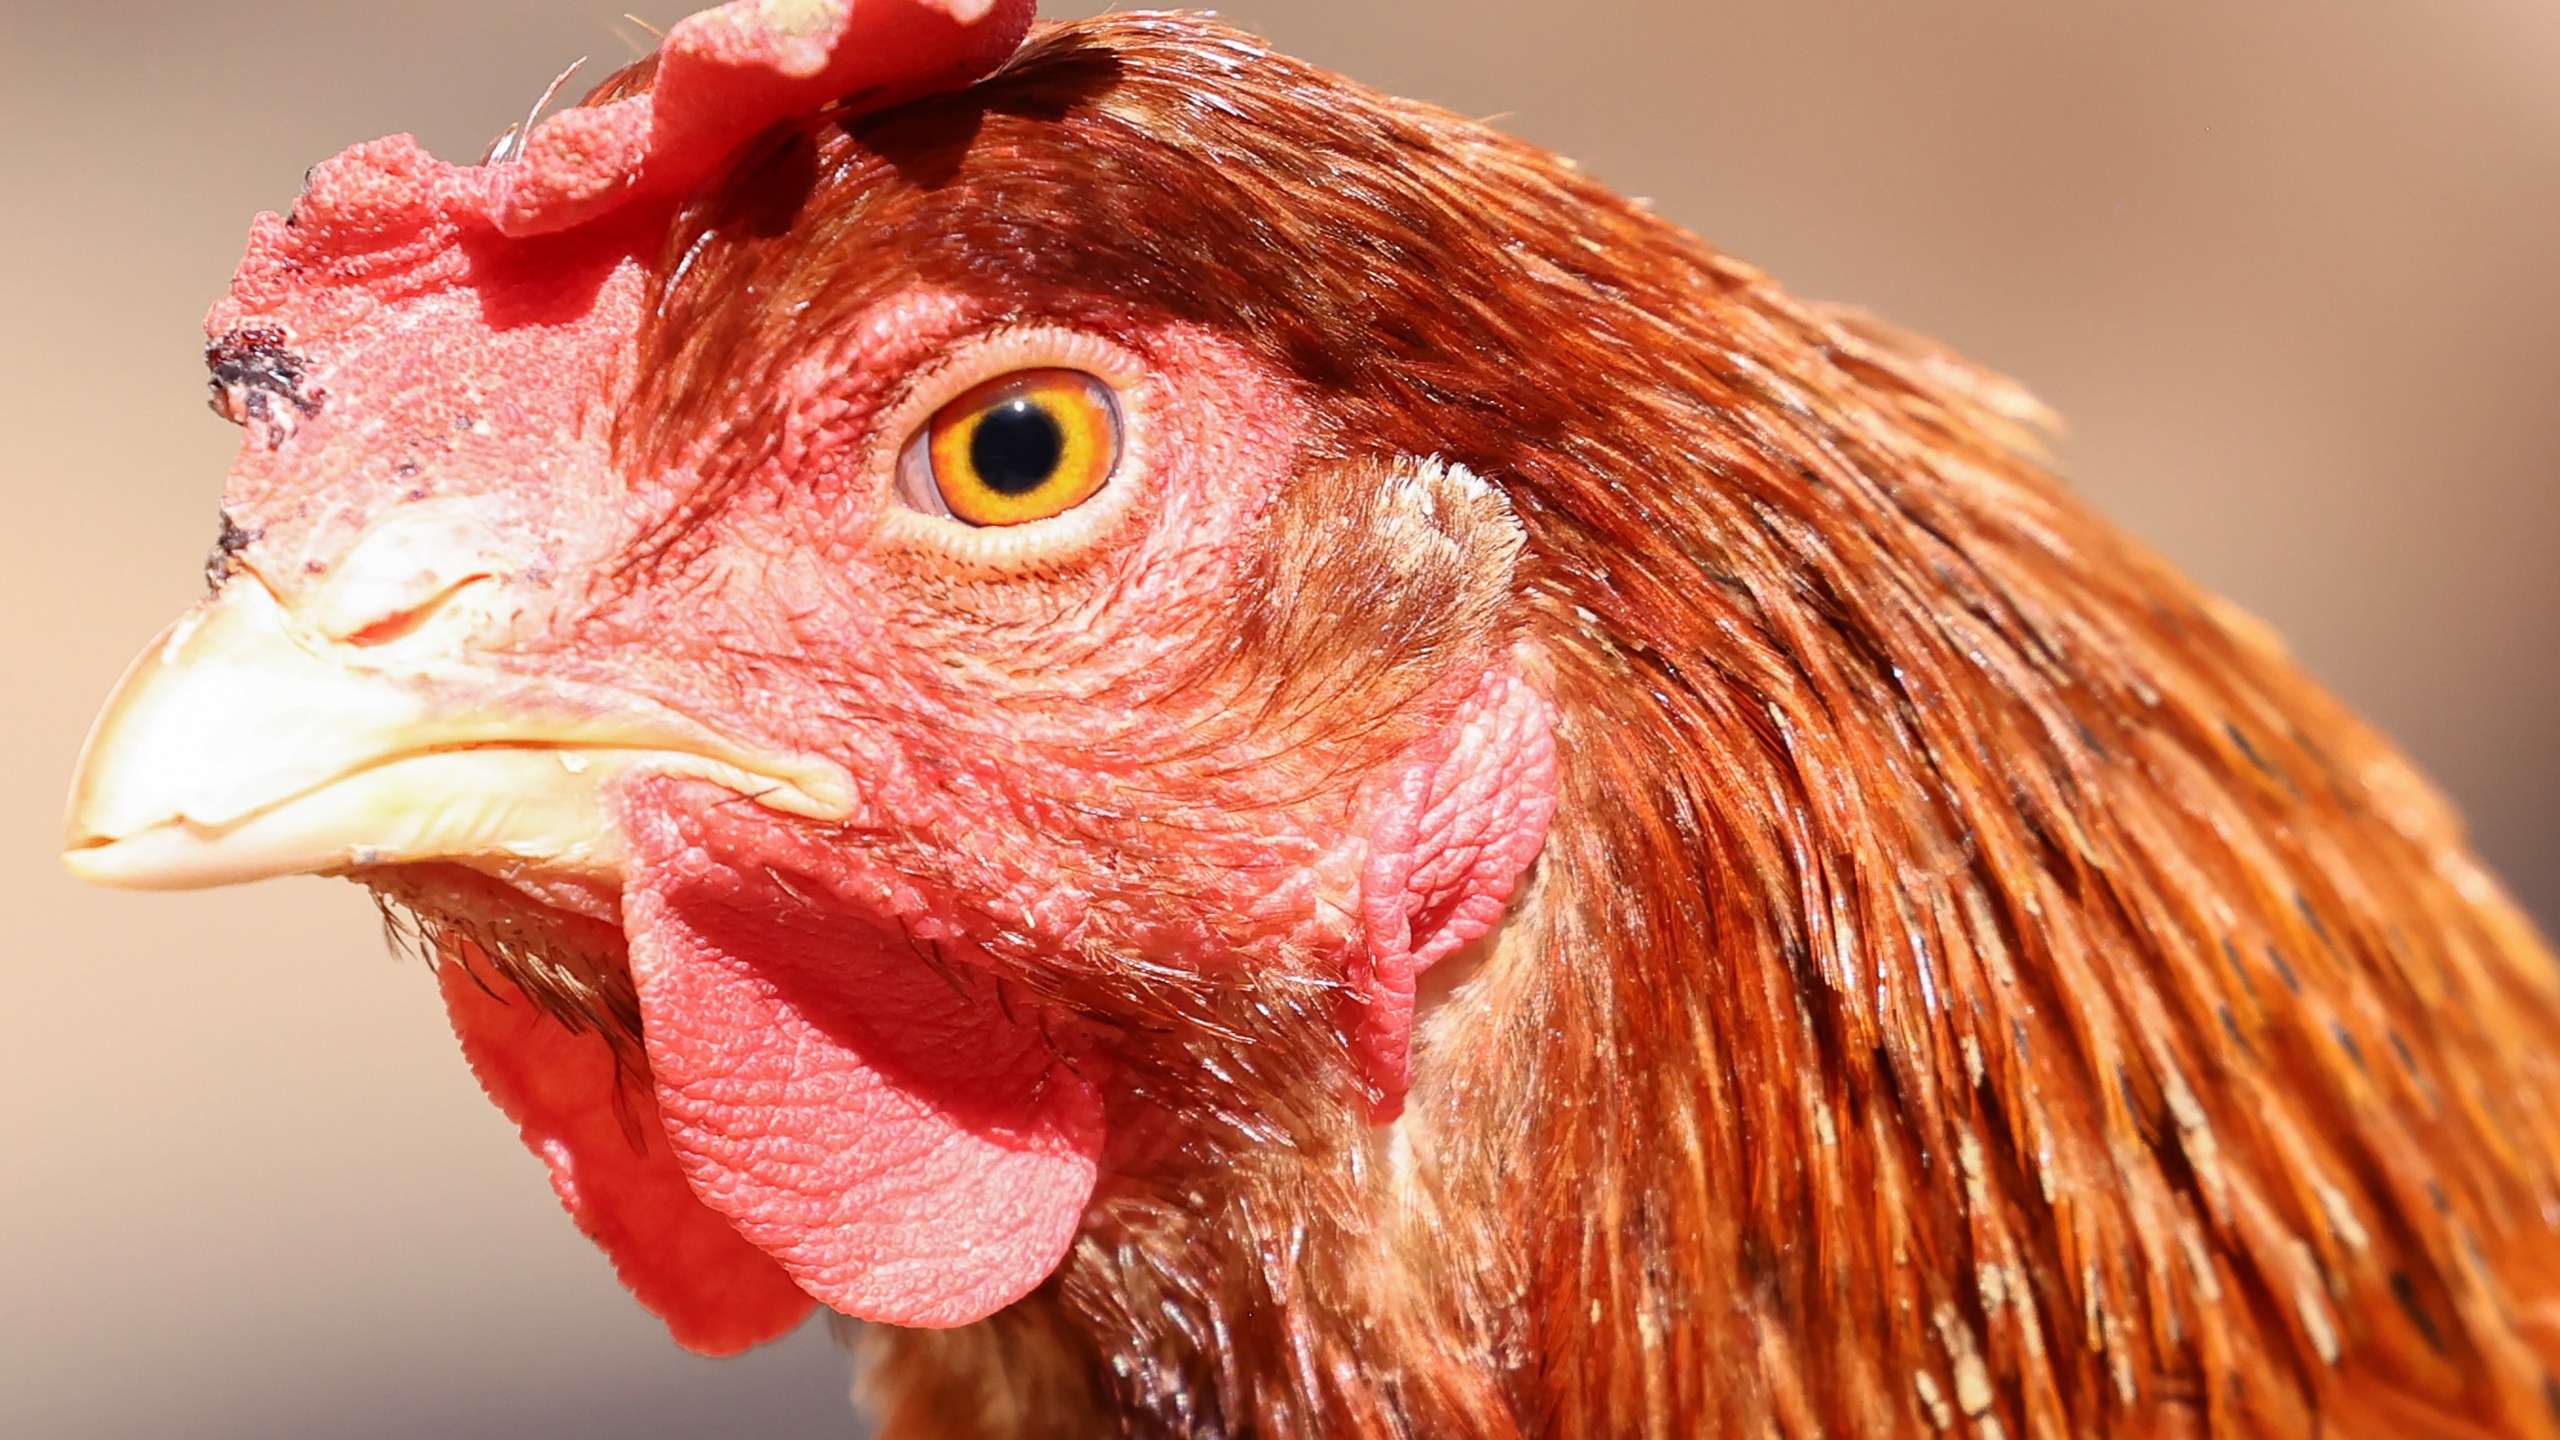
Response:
[64, 578, 852, 891]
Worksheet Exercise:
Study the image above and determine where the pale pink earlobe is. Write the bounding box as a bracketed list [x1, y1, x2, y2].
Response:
[1353, 665, 1559, 1117]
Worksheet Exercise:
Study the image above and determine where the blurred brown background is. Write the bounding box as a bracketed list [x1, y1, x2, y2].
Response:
[4, 1, 2553, 1436]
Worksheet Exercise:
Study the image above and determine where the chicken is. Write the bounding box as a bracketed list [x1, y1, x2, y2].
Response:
[60, 2, 2560, 1436]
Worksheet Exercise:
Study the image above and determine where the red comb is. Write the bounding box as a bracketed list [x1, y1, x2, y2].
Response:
[489, 0, 1035, 235]
[195, 3, 1046, 1346]
[249, 0, 1032, 297]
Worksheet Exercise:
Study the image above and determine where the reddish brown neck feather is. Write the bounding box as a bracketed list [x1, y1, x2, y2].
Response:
[551, 14, 2560, 1437]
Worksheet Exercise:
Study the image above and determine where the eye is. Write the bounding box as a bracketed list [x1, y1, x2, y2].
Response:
[897, 369, 1123, 527]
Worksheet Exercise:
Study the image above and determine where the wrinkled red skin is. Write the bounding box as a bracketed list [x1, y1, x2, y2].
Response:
[209, 0, 1556, 1346]
[621, 789, 1111, 1331]
[440, 946, 817, 1354]
[1354, 669, 1560, 1107]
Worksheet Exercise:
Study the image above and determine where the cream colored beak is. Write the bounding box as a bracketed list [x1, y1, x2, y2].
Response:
[64, 577, 854, 891]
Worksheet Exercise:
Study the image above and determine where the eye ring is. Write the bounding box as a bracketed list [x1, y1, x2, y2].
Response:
[867, 324, 1153, 575]
[897, 369, 1123, 527]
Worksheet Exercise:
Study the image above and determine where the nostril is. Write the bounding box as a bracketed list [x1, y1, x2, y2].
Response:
[305, 505, 527, 644]
[340, 574, 496, 647]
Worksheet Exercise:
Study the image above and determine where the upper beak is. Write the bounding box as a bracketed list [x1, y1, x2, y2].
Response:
[64, 575, 853, 891]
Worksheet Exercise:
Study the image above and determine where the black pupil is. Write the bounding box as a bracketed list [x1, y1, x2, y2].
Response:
[970, 399, 1066, 495]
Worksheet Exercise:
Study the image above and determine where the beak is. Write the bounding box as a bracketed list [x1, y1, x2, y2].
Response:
[64, 576, 854, 891]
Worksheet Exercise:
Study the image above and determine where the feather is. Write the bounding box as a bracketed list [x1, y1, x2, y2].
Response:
[699, 18, 2560, 1435]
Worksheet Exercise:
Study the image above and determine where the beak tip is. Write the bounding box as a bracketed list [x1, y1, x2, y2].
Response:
[59, 826, 278, 892]
[62, 840, 146, 890]
[62, 836, 166, 890]
[61, 780, 169, 888]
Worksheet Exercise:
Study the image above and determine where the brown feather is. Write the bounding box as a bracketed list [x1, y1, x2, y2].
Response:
[623, 14, 2560, 1437]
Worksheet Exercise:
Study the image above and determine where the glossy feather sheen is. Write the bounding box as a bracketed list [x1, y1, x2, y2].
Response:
[136, 6, 2560, 1434]
[606, 17, 2560, 1438]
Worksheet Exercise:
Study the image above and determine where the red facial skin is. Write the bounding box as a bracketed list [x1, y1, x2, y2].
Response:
[196, 10, 1555, 1337]
[116, 9, 2560, 1435]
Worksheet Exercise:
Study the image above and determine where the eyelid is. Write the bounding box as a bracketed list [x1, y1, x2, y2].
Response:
[894, 428, 950, 518]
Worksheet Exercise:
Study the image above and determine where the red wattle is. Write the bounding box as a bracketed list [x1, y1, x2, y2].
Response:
[437, 946, 815, 1355]
[621, 797, 1107, 1329]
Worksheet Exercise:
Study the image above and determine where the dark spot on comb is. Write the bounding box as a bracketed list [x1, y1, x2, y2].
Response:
[204, 511, 262, 592]
[2544, 1373, 2560, 1421]
[206, 326, 323, 448]
[2265, 944, 2301, 995]
[2427, 1182, 2451, 1213]
[2390, 1271, 2447, 1354]
[2331, 1021, 2366, 1071]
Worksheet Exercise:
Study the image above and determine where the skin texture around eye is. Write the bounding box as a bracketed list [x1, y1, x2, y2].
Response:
[919, 369, 1122, 527]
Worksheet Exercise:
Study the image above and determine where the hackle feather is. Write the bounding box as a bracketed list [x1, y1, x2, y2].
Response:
[602, 15, 2560, 1436]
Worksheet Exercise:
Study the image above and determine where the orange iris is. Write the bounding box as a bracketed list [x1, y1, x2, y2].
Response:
[922, 369, 1121, 526]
